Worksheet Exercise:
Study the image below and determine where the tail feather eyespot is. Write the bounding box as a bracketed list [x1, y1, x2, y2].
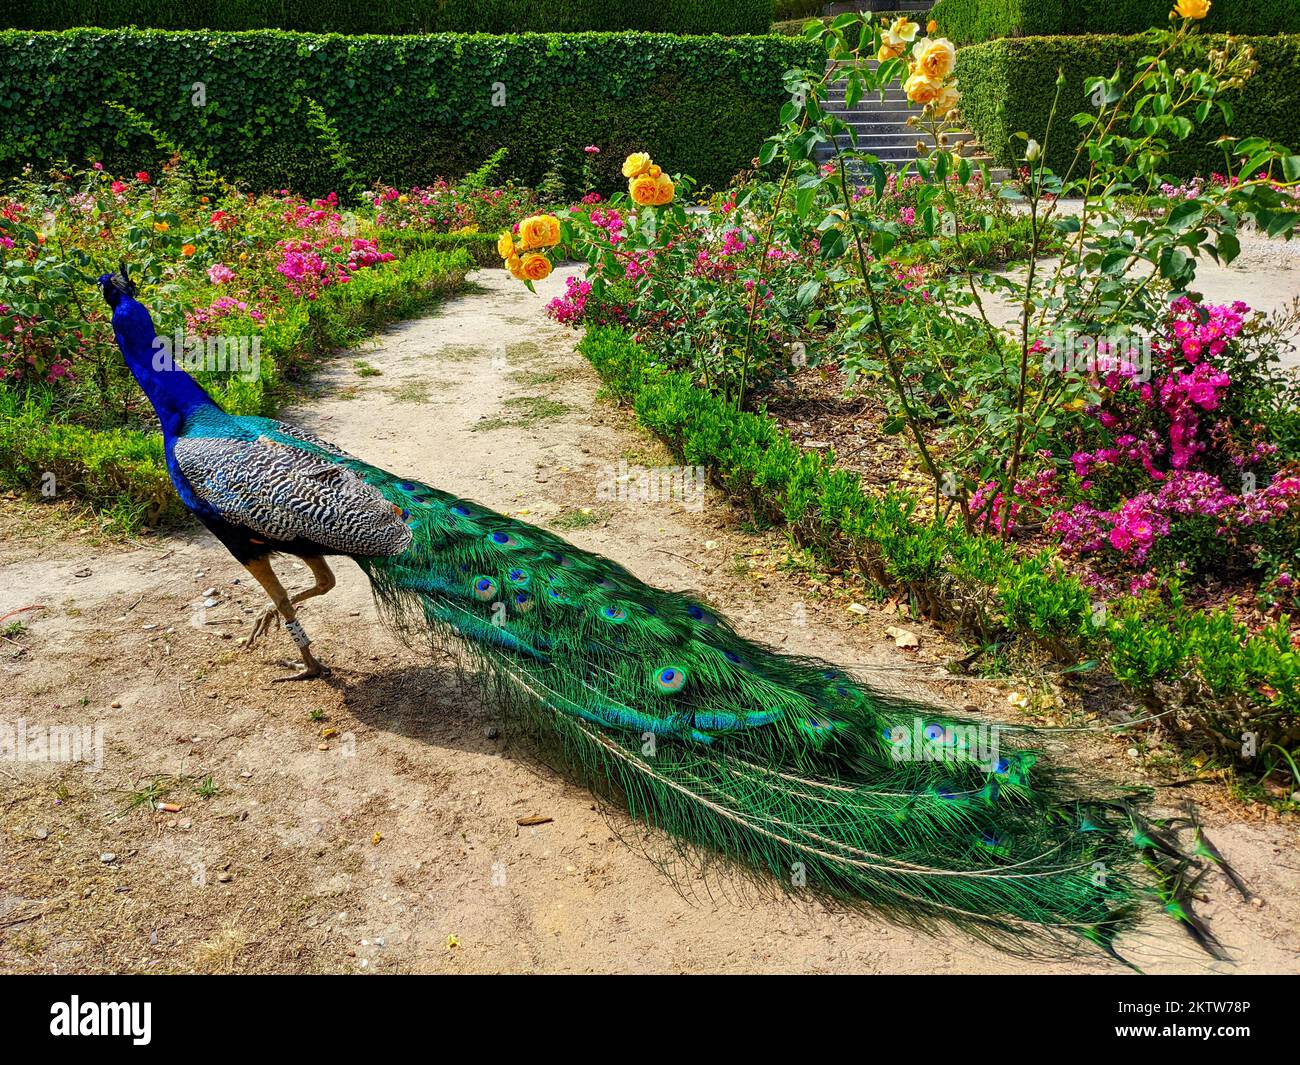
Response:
[654, 666, 687, 694]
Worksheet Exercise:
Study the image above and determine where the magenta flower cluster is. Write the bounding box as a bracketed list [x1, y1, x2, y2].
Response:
[1044, 298, 1300, 576]
[544, 274, 629, 328]
[185, 296, 266, 336]
[275, 237, 394, 299]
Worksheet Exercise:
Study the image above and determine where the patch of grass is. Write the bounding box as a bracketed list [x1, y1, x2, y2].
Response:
[118, 775, 174, 817]
[471, 395, 569, 433]
[505, 341, 543, 362]
[502, 395, 568, 422]
[192, 923, 248, 974]
[508, 367, 563, 386]
[549, 508, 603, 530]
[386, 380, 432, 404]
[470, 417, 510, 433]
[2, 621, 27, 638]
[352, 360, 382, 377]
[194, 775, 219, 800]
[433, 344, 489, 362]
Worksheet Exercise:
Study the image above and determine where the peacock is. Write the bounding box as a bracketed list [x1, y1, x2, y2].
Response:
[100, 265, 1244, 967]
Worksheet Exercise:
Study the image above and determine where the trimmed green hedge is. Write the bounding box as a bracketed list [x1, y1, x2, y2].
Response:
[931, 0, 1300, 45]
[957, 33, 1300, 176]
[0, 29, 816, 196]
[0, 0, 775, 36]
[578, 324, 1300, 756]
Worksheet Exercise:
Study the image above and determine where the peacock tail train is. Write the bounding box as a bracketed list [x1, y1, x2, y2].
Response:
[259, 427, 1239, 964]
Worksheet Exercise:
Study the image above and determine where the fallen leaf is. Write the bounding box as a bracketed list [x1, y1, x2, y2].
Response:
[516, 815, 553, 827]
[885, 626, 920, 649]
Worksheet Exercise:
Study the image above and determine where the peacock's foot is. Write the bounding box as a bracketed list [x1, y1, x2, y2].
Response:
[272, 648, 328, 682]
[272, 666, 325, 682]
[243, 607, 279, 650]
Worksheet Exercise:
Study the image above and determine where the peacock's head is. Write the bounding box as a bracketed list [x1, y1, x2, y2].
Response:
[98, 262, 135, 309]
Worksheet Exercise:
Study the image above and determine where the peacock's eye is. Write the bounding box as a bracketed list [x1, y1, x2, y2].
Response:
[654, 667, 687, 693]
[472, 576, 498, 602]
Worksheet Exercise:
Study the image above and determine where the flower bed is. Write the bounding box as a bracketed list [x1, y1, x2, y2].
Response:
[0, 160, 472, 528]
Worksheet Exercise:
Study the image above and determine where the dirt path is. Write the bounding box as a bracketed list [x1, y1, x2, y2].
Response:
[2, 268, 1297, 974]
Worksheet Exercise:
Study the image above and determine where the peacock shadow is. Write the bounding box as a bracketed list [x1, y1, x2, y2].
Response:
[331, 658, 848, 918]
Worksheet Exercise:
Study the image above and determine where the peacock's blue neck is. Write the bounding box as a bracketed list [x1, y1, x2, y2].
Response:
[112, 295, 218, 440]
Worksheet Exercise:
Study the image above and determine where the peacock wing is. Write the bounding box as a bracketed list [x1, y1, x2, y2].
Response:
[174, 434, 413, 557]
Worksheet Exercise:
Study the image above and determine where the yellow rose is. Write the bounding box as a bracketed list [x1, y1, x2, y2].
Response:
[153, 221, 170, 232]
[519, 252, 552, 281]
[904, 72, 945, 107]
[397, 194, 409, 204]
[652, 173, 675, 206]
[877, 41, 904, 63]
[517, 214, 560, 250]
[886, 17, 919, 46]
[911, 37, 957, 81]
[930, 84, 961, 117]
[927, 19, 938, 34]
[505, 254, 524, 278]
[629, 173, 660, 206]
[1173, 0, 1210, 17]
[497, 231, 516, 259]
[647, 164, 662, 178]
[622, 152, 652, 179]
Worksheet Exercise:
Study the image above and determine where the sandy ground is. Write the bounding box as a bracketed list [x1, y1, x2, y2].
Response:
[1, 267, 1298, 974]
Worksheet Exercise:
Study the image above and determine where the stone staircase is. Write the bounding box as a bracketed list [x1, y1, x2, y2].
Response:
[812, 1, 1009, 181]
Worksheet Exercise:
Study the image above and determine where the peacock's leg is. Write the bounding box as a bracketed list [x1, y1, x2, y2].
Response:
[241, 557, 326, 681]
[245, 556, 336, 649]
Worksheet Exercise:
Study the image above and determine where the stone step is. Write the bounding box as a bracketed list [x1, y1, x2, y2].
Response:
[833, 131, 975, 147]
[840, 120, 973, 136]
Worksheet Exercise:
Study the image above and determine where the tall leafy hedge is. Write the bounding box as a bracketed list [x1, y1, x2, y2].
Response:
[956, 33, 1300, 176]
[0, 29, 815, 196]
[0, 0, 775, 36]
[931, 0, 1300, 44]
